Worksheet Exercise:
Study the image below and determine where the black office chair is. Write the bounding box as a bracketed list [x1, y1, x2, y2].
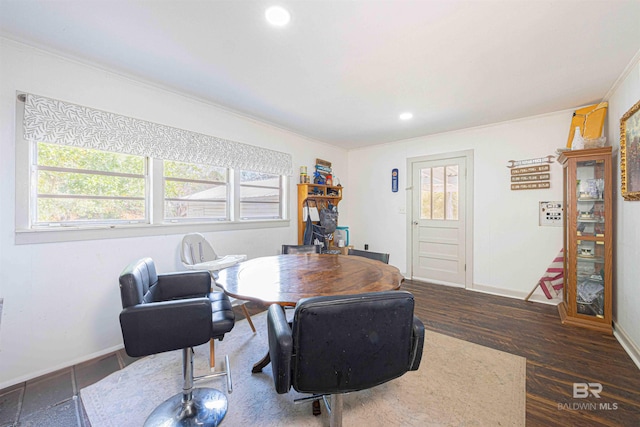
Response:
[348, 248, 390, 264]
[119, 257, 235, 427]
[267, 290, 424, 426]
[282, 244, 322, 254]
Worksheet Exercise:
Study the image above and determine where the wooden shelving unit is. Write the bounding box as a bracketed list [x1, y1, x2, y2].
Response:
[297, 183, 343, 245]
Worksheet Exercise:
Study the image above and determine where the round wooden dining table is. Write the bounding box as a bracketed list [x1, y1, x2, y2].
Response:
[216, 253, 404, 307]
[216, 253, 404, 372]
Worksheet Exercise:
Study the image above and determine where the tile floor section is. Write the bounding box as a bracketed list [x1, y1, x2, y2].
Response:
[0, 349, 138, 427]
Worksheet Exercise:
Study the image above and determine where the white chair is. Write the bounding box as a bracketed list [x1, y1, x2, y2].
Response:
[181, 233, 256, 367]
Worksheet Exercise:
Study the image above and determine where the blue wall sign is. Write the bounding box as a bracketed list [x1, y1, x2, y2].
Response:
[392, 168, 399, 192]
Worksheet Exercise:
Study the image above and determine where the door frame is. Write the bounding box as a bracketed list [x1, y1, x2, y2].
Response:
[406, 150, 474, 288]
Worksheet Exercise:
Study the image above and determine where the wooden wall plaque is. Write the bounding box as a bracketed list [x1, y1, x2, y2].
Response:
[511, 173, 551, 182]
[511, 165, 550, 175]
[511, 182, 551, 190]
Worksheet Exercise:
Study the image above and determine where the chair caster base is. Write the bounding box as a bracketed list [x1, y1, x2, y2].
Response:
[144, 388, 228, 427]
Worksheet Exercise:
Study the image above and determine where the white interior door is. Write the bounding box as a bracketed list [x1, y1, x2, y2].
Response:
[411, 156, 467, 287]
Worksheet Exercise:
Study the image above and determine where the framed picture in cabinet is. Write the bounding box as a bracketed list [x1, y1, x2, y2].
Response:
[620, 99, 640, 201]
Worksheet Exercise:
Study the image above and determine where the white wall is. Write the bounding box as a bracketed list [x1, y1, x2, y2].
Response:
[0, 38, 348, 388]
[606, 56, 640, 365]
[346, 112, 569, 298]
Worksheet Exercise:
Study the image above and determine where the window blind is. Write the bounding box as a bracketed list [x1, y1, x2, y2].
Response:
[22, 93, 293, 176]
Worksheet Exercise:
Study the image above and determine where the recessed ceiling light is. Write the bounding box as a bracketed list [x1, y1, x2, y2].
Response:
[399, 112, 413, 120]
[265, 6, 291, 26]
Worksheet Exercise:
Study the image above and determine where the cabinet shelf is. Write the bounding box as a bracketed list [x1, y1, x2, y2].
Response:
[577, 256, 605, 263]
[305, 195, 340, 199]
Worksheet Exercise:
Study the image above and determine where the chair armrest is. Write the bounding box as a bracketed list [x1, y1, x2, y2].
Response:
[157, 270, 211, 300]
[267, 304, 293, 394]
[409, 315, 425, 371]
[119, 298, 212, 357]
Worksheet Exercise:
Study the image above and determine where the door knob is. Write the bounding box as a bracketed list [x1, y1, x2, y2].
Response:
[413, 221, 419, 225]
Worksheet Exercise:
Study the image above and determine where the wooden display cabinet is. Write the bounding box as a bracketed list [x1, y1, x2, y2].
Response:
[297, 183, 342, 245]
[557, 147, 612, 333]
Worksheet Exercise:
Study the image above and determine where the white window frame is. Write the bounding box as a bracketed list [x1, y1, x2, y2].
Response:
[163, 160, 230, 223]
[32, 142, 150, 227]
[238, 171, 285, 221]
[15, 99, 289, 244]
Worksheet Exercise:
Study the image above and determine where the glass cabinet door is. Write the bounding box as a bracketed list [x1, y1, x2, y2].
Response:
[574, 159, 606, 318]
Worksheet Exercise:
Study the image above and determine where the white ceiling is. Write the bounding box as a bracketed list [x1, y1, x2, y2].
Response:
[1, 1, 639, 149]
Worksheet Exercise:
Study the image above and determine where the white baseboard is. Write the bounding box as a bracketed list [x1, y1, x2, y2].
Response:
[613, 322, 640, 370]
[403, 277, 562, 305]
[0, 343, 124, 391]
[412, 277, 465, 289]
[470, 283, 562, 306]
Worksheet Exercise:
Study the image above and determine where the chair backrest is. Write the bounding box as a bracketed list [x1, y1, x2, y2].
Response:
[291, 291, 416, 394]
[348, 248, 390, 264]
[181, 233, 218, 265]
[119, 257, 159, 308]
[282, 244, 322, 254]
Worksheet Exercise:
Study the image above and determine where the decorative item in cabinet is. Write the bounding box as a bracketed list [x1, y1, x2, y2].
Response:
[297, 183, 343, 245]
[557, 147, 612, 333]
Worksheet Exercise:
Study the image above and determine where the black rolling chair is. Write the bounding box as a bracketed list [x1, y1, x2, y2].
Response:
[347, 248, 390, 264]
[119, 257, 235, 426]
[267, 290, 424, 427]
[281, 244, 322, 254]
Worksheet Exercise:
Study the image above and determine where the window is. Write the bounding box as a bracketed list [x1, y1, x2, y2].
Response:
[164, 160, 228, 221]
[33, 142, 147, 226]
[420, 165, 459, 220]
[239, 171, 282, 220]
[23, 141, 286, 232]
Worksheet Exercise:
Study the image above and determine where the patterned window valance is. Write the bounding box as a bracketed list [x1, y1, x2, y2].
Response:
[22, 94, 293, 176]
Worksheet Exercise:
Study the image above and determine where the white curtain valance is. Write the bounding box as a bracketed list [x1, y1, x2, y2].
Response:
[22, 94, 293, 176]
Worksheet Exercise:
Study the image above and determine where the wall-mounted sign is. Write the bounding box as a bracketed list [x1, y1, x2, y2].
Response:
[508, 156, 553, 190]
[506, 155, 555, 169]
[511, 173, 551, 182]
[512, 182, 551, 190]
[511, 164, 551, 175]
[392, 168, 399, 192]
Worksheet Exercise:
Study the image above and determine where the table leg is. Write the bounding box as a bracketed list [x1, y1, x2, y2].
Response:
[312, 399, 321, 416]
[252, 351, 271, 373]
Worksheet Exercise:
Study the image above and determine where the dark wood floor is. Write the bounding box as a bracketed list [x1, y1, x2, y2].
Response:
[241, 280, 640, 426]
[405, 280, 640, 426]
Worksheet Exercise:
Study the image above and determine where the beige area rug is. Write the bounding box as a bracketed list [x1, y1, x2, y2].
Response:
[82, 312, 525, 426]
